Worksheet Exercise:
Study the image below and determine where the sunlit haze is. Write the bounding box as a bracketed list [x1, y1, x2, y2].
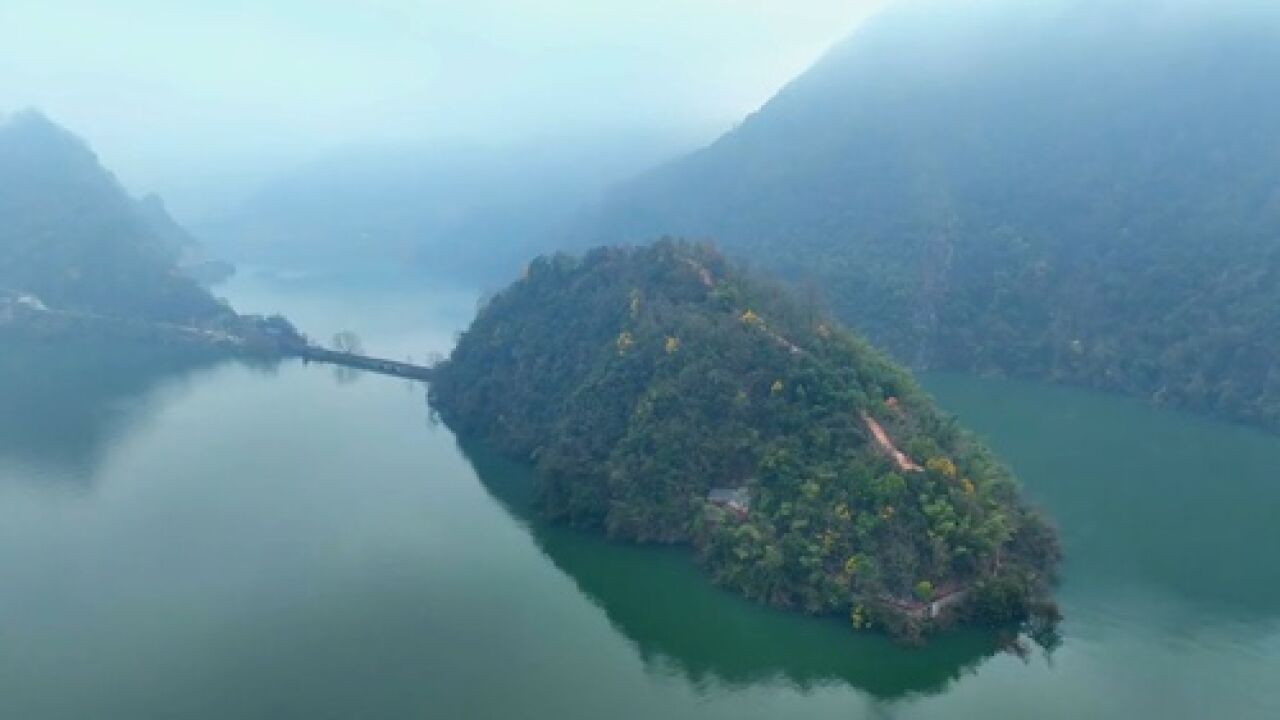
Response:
[0, 0, 880, 198]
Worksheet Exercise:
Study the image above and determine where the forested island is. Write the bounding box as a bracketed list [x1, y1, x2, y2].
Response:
[430, 240, 1060, 642]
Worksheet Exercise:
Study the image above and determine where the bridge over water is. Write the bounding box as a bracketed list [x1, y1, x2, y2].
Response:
[297, 346, 436, 382]
[1, 293, 438, 383]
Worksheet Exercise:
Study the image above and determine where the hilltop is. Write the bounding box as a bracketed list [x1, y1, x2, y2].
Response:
[430, 240, 1059, 642]
[0, 111, 306, 357]
[577, 0, 1280, 431]
[0, 110, 230, 325]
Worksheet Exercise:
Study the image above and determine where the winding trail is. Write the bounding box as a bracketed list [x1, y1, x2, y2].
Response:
[681, 258, 922, 473]
[858, 410, 924, 473]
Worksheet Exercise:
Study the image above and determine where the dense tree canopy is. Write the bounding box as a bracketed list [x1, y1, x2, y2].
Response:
[431, 240, 1059, 641]
[577, 0, 1280, 431]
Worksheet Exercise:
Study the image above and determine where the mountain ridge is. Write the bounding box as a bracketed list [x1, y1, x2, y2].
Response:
[575, 0, 1280, 430]
[0, 110, 232, 324]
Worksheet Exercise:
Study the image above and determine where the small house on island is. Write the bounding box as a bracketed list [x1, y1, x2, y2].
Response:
[880, 585, 970, 621]
[707, 487, 750, 517]
[0, 291, 49, 324]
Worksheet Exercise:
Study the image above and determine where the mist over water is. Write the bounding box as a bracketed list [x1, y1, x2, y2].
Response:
[1, 272, 1277, 719]
[3, 0, 1280, 717]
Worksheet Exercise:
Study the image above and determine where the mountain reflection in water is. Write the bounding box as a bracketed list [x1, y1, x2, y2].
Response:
[458, 441, 1009, 700]
[0, 335, 231, 483]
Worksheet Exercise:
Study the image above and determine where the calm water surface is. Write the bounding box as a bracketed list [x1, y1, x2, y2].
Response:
[1, 267, 1276, 718]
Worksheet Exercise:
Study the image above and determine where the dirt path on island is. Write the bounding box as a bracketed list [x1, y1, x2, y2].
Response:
[684, 256, 921, 473]
[858, 410, 923, 473]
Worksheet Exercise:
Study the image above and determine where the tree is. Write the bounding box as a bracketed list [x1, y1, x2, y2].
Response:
[914, 580, 935, 602]
[332, 330, 363, 355]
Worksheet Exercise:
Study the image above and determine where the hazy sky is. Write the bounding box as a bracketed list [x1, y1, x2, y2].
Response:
[0, 0, 882, 195]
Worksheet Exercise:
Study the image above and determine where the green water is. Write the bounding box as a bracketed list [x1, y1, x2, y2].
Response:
[0, 268, 1276, 718]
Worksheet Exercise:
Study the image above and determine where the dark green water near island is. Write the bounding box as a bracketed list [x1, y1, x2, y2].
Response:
[1, 268, 1277, 719]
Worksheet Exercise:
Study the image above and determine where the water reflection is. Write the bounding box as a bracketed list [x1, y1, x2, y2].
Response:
[331, 364, 363, 385]
[456, 440, 1005, 701]
[0, 334, 247, 483]
[923, 372, 1280, 628]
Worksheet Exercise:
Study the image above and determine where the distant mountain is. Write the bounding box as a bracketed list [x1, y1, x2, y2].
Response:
[135, 193, 236, 285]
[198, 134, 694, 283]
[578, 0, 1280, 430]
[431, 240, 1060, 643]
[134, 192, 198, 259]
[0, 111, 231, 324]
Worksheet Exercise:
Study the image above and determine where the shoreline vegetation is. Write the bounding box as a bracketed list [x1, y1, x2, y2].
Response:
[0, 289, 438, 384]
[430, 239, 1061, 644]
[0, 288, 305, 358]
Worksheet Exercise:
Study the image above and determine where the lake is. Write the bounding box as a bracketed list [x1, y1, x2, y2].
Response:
[1, 267, 1276, 719]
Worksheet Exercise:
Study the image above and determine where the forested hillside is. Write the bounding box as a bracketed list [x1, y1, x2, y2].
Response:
[430, 240, 1059, 641]
[0, 111, 230, 324]
[577, 0, 1280, 430]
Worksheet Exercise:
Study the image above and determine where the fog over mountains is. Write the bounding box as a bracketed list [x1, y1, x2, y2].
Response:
[0, 111, 228, 324]
[574, 0, 1280, 429]
[196, 132, 696, 283]
[6, 0, 1280, 430]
